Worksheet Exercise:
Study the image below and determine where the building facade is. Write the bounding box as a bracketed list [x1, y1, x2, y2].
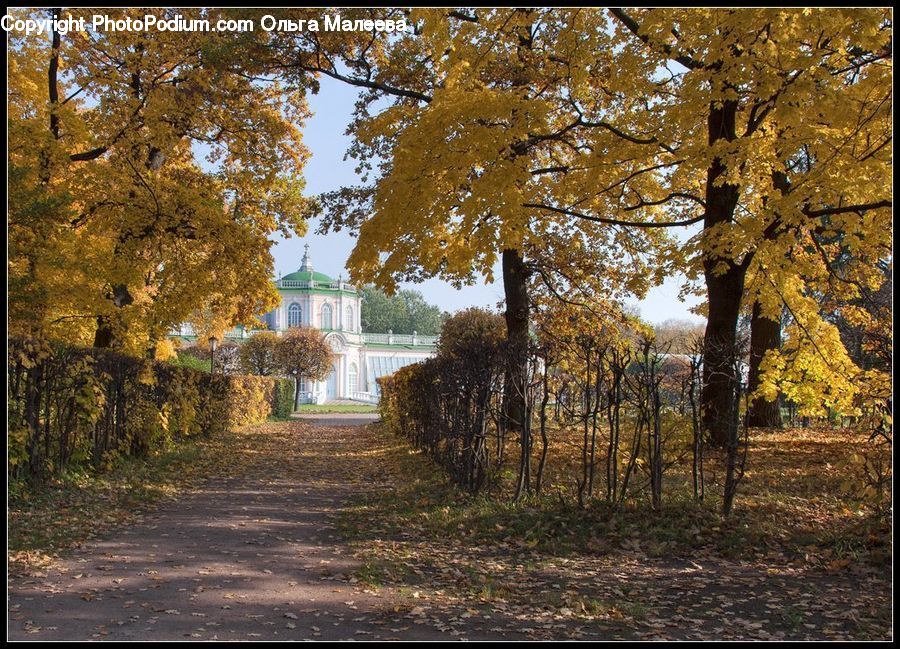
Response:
[171, 246, 436, 404]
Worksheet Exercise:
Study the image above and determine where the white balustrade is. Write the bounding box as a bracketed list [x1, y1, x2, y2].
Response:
[349, 391, 379, 404]
[278, 279, 357, 292]
[361, 333, 437, 346]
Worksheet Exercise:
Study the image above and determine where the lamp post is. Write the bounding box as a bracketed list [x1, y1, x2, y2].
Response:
[208, 335, 219, 374]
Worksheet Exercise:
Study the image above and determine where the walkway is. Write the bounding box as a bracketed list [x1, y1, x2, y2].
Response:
[8, 418, 890, 640]
[7, 419, 495, 640]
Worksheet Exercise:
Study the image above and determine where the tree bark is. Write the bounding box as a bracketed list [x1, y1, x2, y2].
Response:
[747, 301, 782, 428]
[702, 265, 745, 446]
[93, 46, 149, 349]
[535, 366, 550, 494]
[47, 9, 61, 141]
[93, 316, 114, 349]
[701, 98, 745, 448]
[745, 169, 789, 429]
[502, 248, 530, 434]
[93, 283, 134, 348]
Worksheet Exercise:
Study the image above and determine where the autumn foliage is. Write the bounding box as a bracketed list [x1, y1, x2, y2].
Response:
[7, 338, 293, 482]
[275, 327, 334, 409]
[7, 7, 315, 355]
[5, 7, 892, 519]
[380, 297, 890, 517]
[288, 7, 891, 455]
[380, 309, 506, 492]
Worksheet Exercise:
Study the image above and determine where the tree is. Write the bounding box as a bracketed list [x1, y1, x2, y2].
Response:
[625, 9, 888, 444]
[437, 308, 507, 362]
[828, 265, 892, 375]
[268, 8, 672, 432]
[178, 342, 241, 375]
[488, 7, 890, 444]
[757, 248, 892, 422]
[136, 6, 889, 521]
[238, 332, 281, 376]
[654, 320, 707, 355]
[438, 308, 508, 491]
[400, 290, 445, 336]
[746, 303, 785, 428]
[360, 285, 444, 335]
[359, 286, 408, 334]
[276, 328, 333, 410]
[7, 7, 316, 356]
[532, 288, 650, 505]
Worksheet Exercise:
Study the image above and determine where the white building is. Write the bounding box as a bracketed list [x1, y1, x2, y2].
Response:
[171, 245, 437, 404]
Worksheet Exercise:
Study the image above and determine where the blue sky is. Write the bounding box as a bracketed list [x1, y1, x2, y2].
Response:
[271, 77, 704, 324]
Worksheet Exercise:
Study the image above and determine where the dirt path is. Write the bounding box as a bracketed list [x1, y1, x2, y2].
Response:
[8, 419, 891, 641]
[7, 419, 509, 640]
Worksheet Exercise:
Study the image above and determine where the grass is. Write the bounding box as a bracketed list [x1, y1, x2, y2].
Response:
[331, 421, 892, 639]
[567, 595, 649, 620]
[353, 557, 415, 588]
[8, 416, 889, 639]
[338, 422, 891, 598]
[295, 403, 379, 414]
[341, 435, 724, 559]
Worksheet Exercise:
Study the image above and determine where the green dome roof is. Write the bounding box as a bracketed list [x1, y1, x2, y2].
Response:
[280, 244, 343, 286]
[280, 269, 334, 283]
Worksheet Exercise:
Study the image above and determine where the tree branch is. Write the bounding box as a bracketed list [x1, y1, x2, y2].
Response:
[802, 200, 891, 218]
[523, 202, 704, 228]
[448, 10, 478, 23]
[48, 8, 61, 141]
[623, 191, 705, 212]
[610, 8, 706, 71]
[286, 61, 432, 104]
[573, 110, 678, 155]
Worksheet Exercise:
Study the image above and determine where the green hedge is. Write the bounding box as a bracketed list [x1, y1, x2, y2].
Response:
[7, 338, 289, 482]
[377, 309, 508, 493]
[271, 378, 296, 419]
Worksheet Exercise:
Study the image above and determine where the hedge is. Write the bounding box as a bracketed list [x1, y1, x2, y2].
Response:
[271, 378, 296, 419]
[377, 308, 508, 492]
[7, 338, 290, 482]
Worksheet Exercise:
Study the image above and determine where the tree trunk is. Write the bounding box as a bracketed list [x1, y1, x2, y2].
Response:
[294, 376, 301, 411]
[502, 248, 530, 433]
[745, 169, 789, 429]
[747, 301, 782, 428]
[535, 367, 550, 494]
[93, 316, 114, 348]
[93, 283, 134, 348]
[502, 10, 534, 437]
[701, 98, 744, 448]
[702, 266, 745, 446]
[94, 60, 156, 350]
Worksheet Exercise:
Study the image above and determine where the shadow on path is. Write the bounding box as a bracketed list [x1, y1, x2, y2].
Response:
[7, 421, 516, 640]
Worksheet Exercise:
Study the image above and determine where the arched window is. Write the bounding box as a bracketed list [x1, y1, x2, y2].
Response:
[345, 305, 354, 332]
[288, 303, 301, 328]
[348, 363, 358, 394]
[321, 303, 333, 330]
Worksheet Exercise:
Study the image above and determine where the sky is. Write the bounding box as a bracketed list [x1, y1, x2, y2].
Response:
[271, 77, 705, 324]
